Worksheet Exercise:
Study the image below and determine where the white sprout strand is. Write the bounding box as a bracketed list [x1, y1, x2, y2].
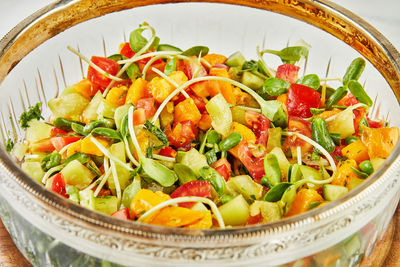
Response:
[42, 165, 64, 184]
[153, 154, 175, 162]
[297, 146, 302, 165]
[325, 103, 368, 122]
[151, 67, 190, 99]
[110, 160, 122, 202]
[285, 131, 336, 173]
[137, 196, 225, 229]
[319, 78, 342, 82]
[142, 55, 166, 80]
[152, 75, 265, 124]
[123, 137, 140, 167]
[175, 54, 212, 69]
[104, 155, 110, 172]
[83, 176, 103, 192]
[128, 106, 145, 160]
[67, 46, 123, 82]
[94, 158, 113, 197]
[117, 51, 181, 64]
[103, 25, 157, 96]
[89, 136, 134, 172]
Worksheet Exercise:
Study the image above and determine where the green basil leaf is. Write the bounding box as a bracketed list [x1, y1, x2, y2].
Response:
[297, 74, 320, 90]
[181, 46, 209, 57]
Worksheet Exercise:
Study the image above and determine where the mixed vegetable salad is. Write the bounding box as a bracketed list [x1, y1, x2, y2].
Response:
[8, 23, 399, 229]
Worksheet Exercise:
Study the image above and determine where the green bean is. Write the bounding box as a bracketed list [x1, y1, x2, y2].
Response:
[173, 163, 197, 185]
[63, 152, 90, 166]
[199, 166, 225, 196]
[83, 121, 108, 134]
[329, 133, 341, 146]
[264, 182, 292, 202]
[347, 80, 373, 107]
[359, 160, 374, 175]
[325, 86, 347, 108]
[53, 117, 82, 131]
[220, 195, 234, 205]
[262, 77, 291, 96]
[71, 123, 86, 136]
[263, 153, 282, 186]
[310, 108, 325, 115]
[164, 57, 177, 76]
[351, 166, 369, 179]
[207, 130, 222, 144]
[311, 117, 336, 153]
[345, 135, 359, 145]
[41, 152, 61, 171]
[359, 117, 369, 132]
[91, 127, 122, 141]
[342, 57, 366, 86]
[219, 132, 242, 152]
[205, 149, 218, 165]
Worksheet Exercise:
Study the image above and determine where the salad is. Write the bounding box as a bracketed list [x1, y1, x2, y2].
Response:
[8, 22, 398, 229]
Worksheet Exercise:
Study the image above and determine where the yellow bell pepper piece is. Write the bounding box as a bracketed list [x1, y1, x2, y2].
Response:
[331, 159, 359, 187]
[125, 78, 148, 105]
[144, 206, 206, 227]
[80, 136, 109, 156]
[174, 98, 202, 125]
[105, 86, 128, 107]
[341, 140, 369, 164]
[130, 189, 170, 219]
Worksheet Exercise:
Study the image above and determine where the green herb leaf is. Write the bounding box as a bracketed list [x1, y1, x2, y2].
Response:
[297, 74, 320, 90]
[19, 103, 43, 128]
[264, 182, 292, 202]
[5, 138, 14, 152]
[264, 46, 309, 64]
[262, 77, 290, 96]
[144, 120, 168, 149]
[164, 57, 177, 76]
[126, 62, 140, 79]
[129, 27, 149, 53]
[146, 146, 153, 159]
[181, 46, 209, 57]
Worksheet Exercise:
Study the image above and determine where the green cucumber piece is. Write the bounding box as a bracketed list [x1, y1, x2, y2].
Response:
[180, 148, 208, 176]
[21, 161, 45, 183]
[61, 160, 96, 190]
[25, 120, 53, 143]
[225, 51, 246, 67]
[48, 93, 89, 119]
[289, 164, 302, 183]
[249, 200, 282, 222]
[343, 234, 362, 257]
[93, 196, 118, 215]
[82, 91, 103, 123]
[79, 190, 95, 210]
[108, 142, 132, 191]
[157, 44, 182, 52]
[115, 104, 132, 131]
[241, 71, 265, 90]
[218, 194, 249, 226]
[323, 184, 349, 201]
[266, 127, 282, 152]
[229, 175, 263, 201]
[347, 177, 364, 191]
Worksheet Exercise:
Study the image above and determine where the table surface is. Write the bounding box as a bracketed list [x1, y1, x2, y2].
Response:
[0, 0, 400, 266]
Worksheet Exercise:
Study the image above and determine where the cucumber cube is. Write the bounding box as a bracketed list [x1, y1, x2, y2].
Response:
[61, 160, 96, 190]
[323, 184, 349, 201]
[218, 194, 249, 226]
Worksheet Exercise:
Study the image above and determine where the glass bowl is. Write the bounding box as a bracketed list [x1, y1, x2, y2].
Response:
[0, 0, 399, 266]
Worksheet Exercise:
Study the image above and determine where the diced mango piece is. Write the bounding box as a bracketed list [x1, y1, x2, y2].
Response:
[191, 81, 210, 98]
[130, 189, 170, 218]
[168, 71, 188, 86]
[174, 98, 202, 125]
[341, 140, 369, 164]
[105, 86, 128, 107]
[331, 159, 359, 187]
[276, 93, 288, 114]
[208, 68, 236, 105]
[149, 77, 174, 103]
[319, 108, 341, 120]
[144, 206, 206, 227]
[361, 127, 399, 159]
[198, 113, 212, 131]
[125, 78, 149, 105]
[160, 102, 174, 128]
[80, 136, 109, 156]
[202, 53, 227, 66]
[66, 139, 82, 157]
[286, 189, 323, 217]
[132, 108, 146, 125]
[185, 211, 213, 229]
[73, 79, 92, 99]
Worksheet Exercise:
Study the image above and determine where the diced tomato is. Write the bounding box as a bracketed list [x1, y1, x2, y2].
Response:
[180, 58, 207, 79]
[237, 142, 265, 182]
[246, 213, 263, 225]
[212, 63, 229, 70]
[211, 158, 232, 181]
[174, 90, 207, 113]
[111, 207, 131, 220]
[353, 108, 366, 135]
[337, 93, 359, 107]
[170, 180, 212, 208]
[136, 98, 156, 118]
[367, 118, 384, 128]
[51, 127, 67, 137]
[287, 84, 321, 118]
[30, 138, 55, 152]
[168, 120, 197, 151]
[96, 188, 112, 197]
[50, 136, 82, 152]
[87, 56, 119, 90]
[132, 108, 146, 125]
[330, 145, 344, 165]
[283, 116, 312, 154]
[50, 173, 67, 198]
[245, 111, 270, 146]
[158, 147, 177, 158]
[276, 64, 300, 83]
[120, 42, 135, 58]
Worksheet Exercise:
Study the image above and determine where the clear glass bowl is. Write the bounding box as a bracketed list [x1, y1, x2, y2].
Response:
[0, 0, 399, 266]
